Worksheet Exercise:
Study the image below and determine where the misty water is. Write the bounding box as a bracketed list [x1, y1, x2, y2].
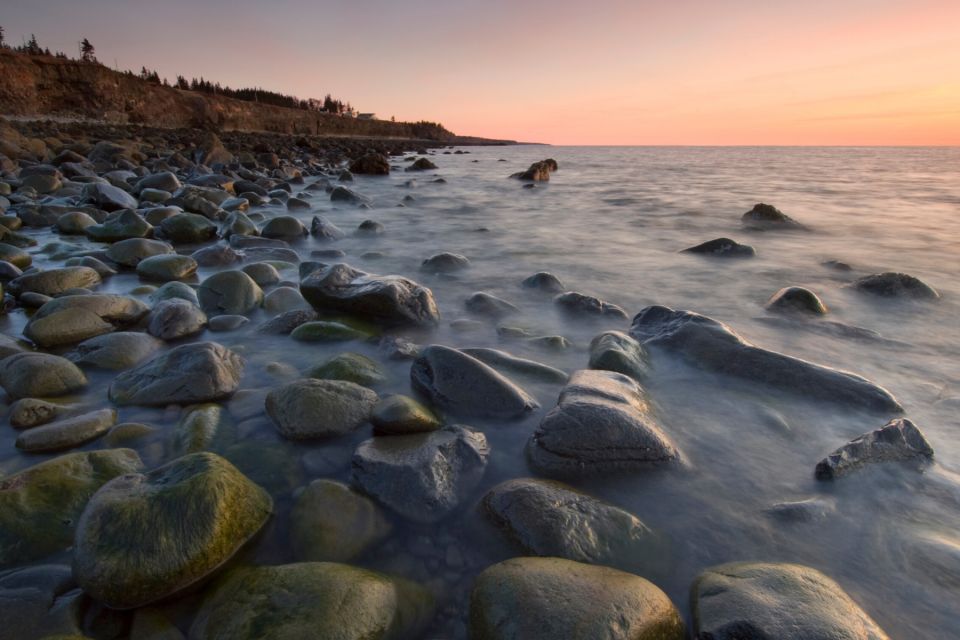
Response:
[3, 145, 959, 637]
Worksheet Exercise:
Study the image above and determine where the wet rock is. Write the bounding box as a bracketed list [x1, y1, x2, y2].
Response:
[310, 215, 345, 241]
[83, 182, 138, 212]
[765, 286, 828, 315]
[266, 378, 378, 440]
[16, 408, 117, 453]
[422, 252, 469, 273]
[300, 263, 439, 327]
[148, 298, 208, 340]
[691, 562, 888, 639]
[764, 497, 835, 522]
[191, 243, 243, 267]
[208, 314, 249, 332]
[136, 254, 198, 282]
[0, 564, 88, 640]
[470, 557, 684, 640]
[188, 562, 433, 640]
[290, 319, 371, 342]
[351, 425, 489, 523]
[286, 196, 311, 211]
[306, 352, 386, 387]
[159, 213, 218, 244]
[174, 404, 228, 455]
[135, 171, 181, 194]
[555, 291, 628, 319]
[109, 342, 244, 406]
[330, 186, 370, 204]
[465, 291, 520, 318]
[741, 203, 806, 230]
[815, 418, 934, 480]
[221, 210, 258, 238]
[105, 237, 174, 267]
[65, 255, 117, 278]
[511, 159, 558, 182]
[256, 308, 318, 334]
[240, 261, 280, 286]
[356, 219, 384, 235]
[527, 369, 680, 476]
[522, 271, 565, 293]
[24, 293, 149, 347]
[0, 449, 143, 566]
[291, 479, 392, 562]
[0, 243, 31, 268]
[411, 345, 539, 419]
[8, 266, 101, 298]
[263, 286, 309, 314]
[588, 330, 649, 380]
[56, 210, 98, 235]
[682, 237, 755, 257]
[73, 452, 272, 609]
[461, 347, 568, 383]
[198, 270, 263, 316]
[85, 209, 152, 242]
[629, 305, 902, 413]
[406, 157, 438, 171]
[9, 398, 76, 429]
[349, 152, 391, 175]
[0, 352, 87, 399]
[852, 272, 939, 300]
[370, 395, 441, 435]
[261, 215, 308, 239]
[150, 281, 199, 305]
[70, 331, 164, 369]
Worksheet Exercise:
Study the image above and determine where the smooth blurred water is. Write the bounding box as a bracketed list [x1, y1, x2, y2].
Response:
[2, 145, 959, 637]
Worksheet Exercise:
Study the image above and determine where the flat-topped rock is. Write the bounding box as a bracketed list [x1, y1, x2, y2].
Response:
[852, 272, 939, 300]
[683, 237, 755, 257]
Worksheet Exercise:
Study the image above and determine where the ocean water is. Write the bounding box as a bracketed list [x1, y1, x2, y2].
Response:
[3, 145, 959, 637]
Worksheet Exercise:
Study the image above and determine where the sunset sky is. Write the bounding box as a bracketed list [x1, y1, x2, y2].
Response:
[3, 0, 958, 145]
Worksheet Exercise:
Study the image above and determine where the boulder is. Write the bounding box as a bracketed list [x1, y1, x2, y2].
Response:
[83, 182, 138, 212]
[73, 452, 272, 609]
[511, 159, 558, 182]
[406, 157, 438, 171]
[69, 331, 164, 370]
[422, 252, 469, 273]
[306, 352, 386, 387]
[588, 330, 649, 380]
[370, 395, 441, 435]
[9, 398, 76, 429]
[741, 203, 806, 230]
[470, 557, 684, 640]
[411, 345, 539, 419]
[629, 305, 902, 413]
[0, 242, 32, 268]
[310, 215, 345, 240]
[198, 270, 263, 316]
[527, 369, 680, 476]
[24, 294, 149, 347]
[0, 564, 88, 640]
[148, 298, 208, 340]
[554, 291, 627, 319]
[765, 286, 828, 315]
[852, 272, 939, 300]
[0, 449, 143, 566]
[106, 237, 174, 267]
[261, 215, 308, 240]
[691, 562, 888, 639]
[192, 243, 243, 267]
[465, 291, 520, 318]
[290, 320, 371, 342]
[291, 480, 391, 562]
[682, 237, 755, 257]
[15, 408, 117, 453]
[266, 378, 377, 440]
[85, 210, 152, 242]
[815, 418, 934, 480]
[300, 263, 439, 327]
[55, 211, 98, 235]
[136, 254, 198, 282]
[109, 342, 244, 406]
[242, 262, 282, 287]
[351, 425, 489, 523]
[522, 271, 565, 292]
[8, 266, 101, 298]
[159, 213, 218, 244]
[460, 347, 568, 383]
[0, 352, 87, 399]
[135, 171, 181, 194]
[330, 186, 370, 204]
[349, 152, 390, 175]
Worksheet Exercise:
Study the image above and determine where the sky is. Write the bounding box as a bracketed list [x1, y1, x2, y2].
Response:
[3, 0, 959, 145]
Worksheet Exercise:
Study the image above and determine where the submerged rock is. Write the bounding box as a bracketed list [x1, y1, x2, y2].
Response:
[527, 369, 679, 476]
[691, 562, 888, 639]
[765, 286, 828, 315]
[291, 479, 392, 562]
[73, 452, 272, 610]
[682, 237, 755, 257]
[351, 425, 489, 523]
[465, 291, 520, 318]
[852, 272, 939, 300]
[554, 291, 628, 319]
[0, 352, 87, 399]
[629, 305, 902, 413]
[69, 331, 164, 370]
[422, 252, 469, 273]
[411, 345, 539, 419]
[522, 271, 565, 293]
[109, 342, 244, 406]
[588, 330, 649, 380]
[741, 203, 806, 230]
[306, 352, 386, 387]
[300, 263, 439, 327]
[815, 418, 934, 480]
[9, 398, 76, 429]
[266, 378, 378, 440]
[188, 562, 433, 640]
[470, 557, 684, 640]
[461, 347, 568, 383]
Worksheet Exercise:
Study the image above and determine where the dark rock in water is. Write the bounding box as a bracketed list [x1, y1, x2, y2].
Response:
[24, 293, 149, 347]
[73, 452, 272, 610]
[741, 202, 806, 230]
[69, 331, 164, 370]
[555, 291, 628, 319]
[338, 169, 354, 182]
[330, 186, 370, 204]
[470, 557, 685, 640]
[290, 480, 392, 562]
[823, 259, 853, 271]
[522, 271, 565, 293]
[159, 213, 218, 244]
[266, 378, 378, 440]
[588, 330, 649, 380]
[198, 270, 264, 316]
[629, 305, 902, 413]
[465, 291, 520, 318]
[8, 266, 101, 297]
[242, 262, 282, 287]
[0, 449, 143, 567]
[105, 237, 174, 267]
[370, 395, 441, 435]
[136, 253, 198, 282]
[15, 408, 117, 453]
[82, 182, 138, 212]
[349, 152, 391, 175]
[109, 341, 244, 406]
[286, 196, 311, 211]
[148, 298, 208, 340]
[815, 418, 934, 480]
[192, 244, 243, 268]
[406, 157, 438, 171]
[0, 352, 87, 399]
[691, 562, 888, 640]
[755, 315, 906, 347]
[482, 478, 659, 566]
[256, 308, 318, 334]
[188, 562, 433, 640]
[261, 215, 308, 240]
[852, 272, 939, 300]
[291, 320, 372, 342]
[351, 425, 489, 523]
[306, 352, 386, 387]
[511, 158, 559, 182]
[682, 237, 755, 257]
[0, 564, 89, 639]
[764, 497, 835, 522]
[151, 281, 199, 305]
[8, 398, 75, 429]
[461, 347, 568, 383]
[765, 286, 828, 315]
[356, 219, 384, 235]
[527, 369, 680, 476]
[300, 263, 439, 327]
[85, 209, 152, 242]
[208, 314, 249, 332]
[411, 345, 539, 419]
[310, 215, 345, 240]
[378, 335, 421, 360]
[421, 252, 469, 273]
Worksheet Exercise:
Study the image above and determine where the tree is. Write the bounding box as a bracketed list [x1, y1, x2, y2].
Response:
[0, 25, 6, 48]
[80, 38, 95, 62]
[26, 34, 41, 55]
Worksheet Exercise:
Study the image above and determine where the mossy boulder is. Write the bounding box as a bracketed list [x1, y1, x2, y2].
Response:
[0, 449, 143, 566]
[290, 320, 371, 342]
[0, 352, 87, 399]
[188, 562, 433, 640]
[370, 395, 440, 435]
[291, 479, 391, 562]
[174, 404, 231, 455]
[266, 378, 377, 440]
[73, 452, 273, 609]
[306, 352, 386, 387]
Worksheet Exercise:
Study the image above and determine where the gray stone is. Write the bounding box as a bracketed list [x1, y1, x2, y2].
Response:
[0, 352, 87, 399]
[310, 215, 345, 240]
[370, 395, 440, 435]
[148, 299, 208, 340]
[83, 182, 138, 211]
[69, 331, 164, 370]
[198, 270, 263, 316]
[815, 418, 934, 480]
[266, 378, 378, 440]
[422, 252, 469, 273]
[106, 237, 174, 267]
[683, 237, 755, 257]
[741, 203, 806, 230]
[0, 564, 88, 640]
[852, 272, 939, 300]
[136, 254, 198, 282]
[555, 291, 627, 319]
[522, 271, 565, 292]
[766, 286, 828, 315]
[291, 479, 391, 562]
[8, 266, 101, 297]
[15, 408, 117, 452]
[461, 347, 568, 383]
[588, 330, 649, 380]
[465, 291, 520, 318]
[24, 293, 149, 347]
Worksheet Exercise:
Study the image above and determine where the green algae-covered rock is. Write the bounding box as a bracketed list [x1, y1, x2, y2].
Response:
[370, 395, 441, 435]
[0, 449, 143, 566]
[306, 352, 386, 387]
[290, 320, 371, 342]
[470, 557, 685, 640]
[73, 452, 272, 609]
[174, 404, 231, 455]
[291, 479, 391, 562]
[188, 562, 433, 640]
[266, 378, 377, 440]
[0, 352, 87, 399]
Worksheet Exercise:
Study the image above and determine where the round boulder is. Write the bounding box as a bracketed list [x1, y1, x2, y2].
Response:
[198, 270, 264, 316]
[266, 378, 378, 440]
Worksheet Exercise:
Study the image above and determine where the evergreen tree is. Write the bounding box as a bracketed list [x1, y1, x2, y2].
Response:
[80, 38, 96, 62]
[0, 25, 6, 49]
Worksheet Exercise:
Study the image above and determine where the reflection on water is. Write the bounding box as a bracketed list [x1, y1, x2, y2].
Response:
[2, 146, 959, 637]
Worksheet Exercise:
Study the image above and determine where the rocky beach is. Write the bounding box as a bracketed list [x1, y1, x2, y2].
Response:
[0, 111, 957, 640]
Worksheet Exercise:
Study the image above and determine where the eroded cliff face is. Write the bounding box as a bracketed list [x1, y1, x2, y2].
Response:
[0, 51, 455, 139]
